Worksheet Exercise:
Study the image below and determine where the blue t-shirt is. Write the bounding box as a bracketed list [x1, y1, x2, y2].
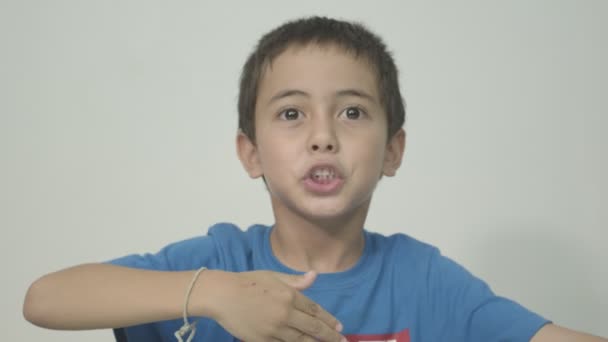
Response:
[109, 223, 549, 341]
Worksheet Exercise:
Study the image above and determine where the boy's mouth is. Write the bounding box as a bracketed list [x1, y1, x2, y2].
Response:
[303, 164, 344, 194]
[309, 166, 338, 183]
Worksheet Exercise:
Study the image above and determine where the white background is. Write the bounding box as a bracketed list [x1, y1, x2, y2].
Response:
[1, 0, 606, 340]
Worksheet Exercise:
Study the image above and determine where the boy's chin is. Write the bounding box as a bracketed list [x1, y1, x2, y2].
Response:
[270, 191, 371, 225]
[304, 209, 349, 222]
[295, 201, 367, 224]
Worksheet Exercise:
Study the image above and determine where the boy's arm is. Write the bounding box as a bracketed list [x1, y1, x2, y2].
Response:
[532, 324, 608, 341]
[23, 263, 215, 330]
[23, 263, 345, 342]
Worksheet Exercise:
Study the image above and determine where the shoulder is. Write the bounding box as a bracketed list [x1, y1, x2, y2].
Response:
[367, 230, 552, 340]
[107, 222, 270, 272]
[207, 221, 267, 243]
[367, 230, 439, 267]
[207, 222, 269, 267]
[367, 229, 481, 290]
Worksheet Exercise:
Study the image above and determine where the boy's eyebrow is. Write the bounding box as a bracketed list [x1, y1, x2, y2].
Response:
[335, 89, 377, 103]
[268, 89, 310, 104]
[268, 88, 377, 105]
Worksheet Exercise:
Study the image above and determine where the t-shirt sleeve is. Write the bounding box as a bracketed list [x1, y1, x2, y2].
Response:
[425, 248, 551, 341]
[106, 234, 221, 271]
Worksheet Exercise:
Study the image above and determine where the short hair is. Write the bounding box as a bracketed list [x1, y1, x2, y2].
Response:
[238, 16, 406, 143]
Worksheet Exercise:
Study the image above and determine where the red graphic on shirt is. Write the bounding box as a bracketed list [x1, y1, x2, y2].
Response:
[344, 328, 410, 342]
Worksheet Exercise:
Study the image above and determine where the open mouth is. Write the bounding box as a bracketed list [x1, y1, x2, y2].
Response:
[303, 164, 344, 194]
[309, 166, 339, 184]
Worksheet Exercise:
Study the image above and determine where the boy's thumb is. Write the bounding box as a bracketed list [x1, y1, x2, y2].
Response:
[277, 270, 318, 290]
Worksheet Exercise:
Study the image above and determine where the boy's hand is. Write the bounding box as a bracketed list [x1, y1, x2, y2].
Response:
[205, 270, 345, 342]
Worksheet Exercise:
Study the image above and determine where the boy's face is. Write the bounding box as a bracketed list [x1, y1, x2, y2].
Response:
[238, 43, 405, 222]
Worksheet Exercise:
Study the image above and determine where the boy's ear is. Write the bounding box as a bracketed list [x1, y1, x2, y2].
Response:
[236, 130, 263, 178]
[382, 128, 406, 177]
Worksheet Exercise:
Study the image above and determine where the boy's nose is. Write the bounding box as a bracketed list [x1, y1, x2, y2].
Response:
[311, 142, 335, 152]
[308, 119, 339, 153]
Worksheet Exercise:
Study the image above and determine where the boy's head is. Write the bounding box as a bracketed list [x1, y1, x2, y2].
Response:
[238, 16, 405, 143]
[236, 17, 406, 221]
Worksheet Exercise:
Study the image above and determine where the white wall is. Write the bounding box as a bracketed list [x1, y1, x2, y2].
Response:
[2, 0, 606, 340]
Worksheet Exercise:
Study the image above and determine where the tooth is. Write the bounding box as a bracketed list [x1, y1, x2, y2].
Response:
[311, 167, 337, 181]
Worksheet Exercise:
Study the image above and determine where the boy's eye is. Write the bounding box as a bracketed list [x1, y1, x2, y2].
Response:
[280, 108, 300, 120]
[342, 106, 363, 120]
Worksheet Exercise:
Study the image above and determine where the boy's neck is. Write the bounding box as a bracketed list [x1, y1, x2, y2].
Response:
[269, 198, 369, 274]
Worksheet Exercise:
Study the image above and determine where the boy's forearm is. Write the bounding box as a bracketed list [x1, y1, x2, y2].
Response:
[532, 324, 608, 342]
[23, 263, 221, 330]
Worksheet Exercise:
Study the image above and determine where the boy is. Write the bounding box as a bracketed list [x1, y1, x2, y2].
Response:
[23, 16, 606, 342]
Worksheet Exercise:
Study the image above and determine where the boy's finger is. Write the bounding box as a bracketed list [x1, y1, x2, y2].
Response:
[274, 270, 317, 290]
[293, 293, 342, 332]
[287, 309, 345, 342]
[274, 326, 306, 342]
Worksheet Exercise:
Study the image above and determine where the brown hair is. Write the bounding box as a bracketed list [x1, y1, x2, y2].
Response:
[238, 16, 405, 142]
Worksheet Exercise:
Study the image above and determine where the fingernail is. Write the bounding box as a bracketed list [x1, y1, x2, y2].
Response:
[335, 322, 343, 332]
